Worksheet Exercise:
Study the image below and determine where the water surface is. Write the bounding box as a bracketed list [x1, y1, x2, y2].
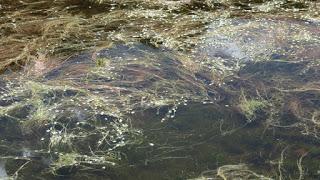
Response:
[0, 0, 320, 179]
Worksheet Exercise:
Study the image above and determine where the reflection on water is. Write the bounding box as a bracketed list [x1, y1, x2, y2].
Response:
[0, 0, 320, 179]
[22, 148, 31, 158]
[0, 161, 8, 179]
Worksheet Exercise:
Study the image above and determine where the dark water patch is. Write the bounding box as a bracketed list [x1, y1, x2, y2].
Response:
[44, 53, 93, 80]
[240, 61, 305, 75]
[271, 53, 288, 60]
[0, 116, 22, 141]
[236, 60, 320, 92]
[0, 93, 25, 107]
[42, 89, 82, 105]
[6, 104, 33, 119]
[97, 43, 156, 60]
[4, 158, 50, 179]
[118, 101, 320, 179]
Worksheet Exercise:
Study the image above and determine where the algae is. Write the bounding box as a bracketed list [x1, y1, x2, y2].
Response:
[0, 0, 320, 179]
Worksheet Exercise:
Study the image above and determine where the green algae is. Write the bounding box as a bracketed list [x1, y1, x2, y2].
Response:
[238, 93, 268, 122]
[0, 0, 320, 179]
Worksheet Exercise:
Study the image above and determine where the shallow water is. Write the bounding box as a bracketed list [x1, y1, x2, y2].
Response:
[0, 0, 320, 179]
[0, 160, 8, 179]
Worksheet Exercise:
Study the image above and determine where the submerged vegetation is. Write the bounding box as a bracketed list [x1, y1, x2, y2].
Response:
[238, 91, 268, 122]
[0, 0, 320, 179]
[0, 0, 319, 72]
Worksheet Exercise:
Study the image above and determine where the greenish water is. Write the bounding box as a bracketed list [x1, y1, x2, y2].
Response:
[0, 0, 320, 179]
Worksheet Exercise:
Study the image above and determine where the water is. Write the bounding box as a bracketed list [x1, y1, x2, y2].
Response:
[0, 160, 8, 179]
[0, 0, 320, 179]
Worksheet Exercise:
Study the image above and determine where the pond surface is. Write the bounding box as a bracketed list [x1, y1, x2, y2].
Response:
[0, 0, 320, 179]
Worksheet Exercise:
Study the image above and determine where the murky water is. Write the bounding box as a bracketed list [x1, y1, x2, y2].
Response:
[0, 0, 320, 179]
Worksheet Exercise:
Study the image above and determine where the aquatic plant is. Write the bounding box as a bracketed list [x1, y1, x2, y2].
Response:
[238, 92, 267, 122]
[1, 0, 318, 73]
[53, 152, 78, 170]
[0, 0, 320, 179]
[190, 164, 272, 180]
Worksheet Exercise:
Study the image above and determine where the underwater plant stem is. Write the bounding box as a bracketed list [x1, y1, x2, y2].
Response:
[12, 160, 31, 179]
[278, 146, 289, 180]
[297, 152, 308, 180]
